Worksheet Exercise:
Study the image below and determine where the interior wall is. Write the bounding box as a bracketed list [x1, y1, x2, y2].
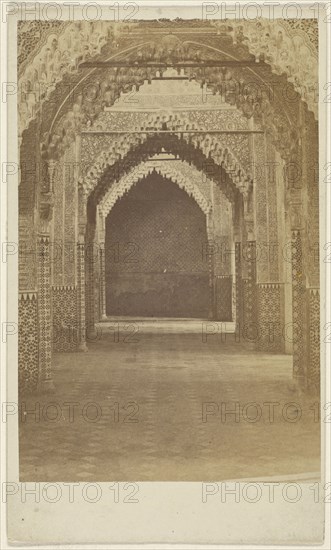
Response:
[105, 174, 209, 318]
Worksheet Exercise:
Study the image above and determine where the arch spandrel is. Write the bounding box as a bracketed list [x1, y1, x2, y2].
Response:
[78, 128, 252, 202]
[52, 104, 253, 168]
[38, 60, 308, 166]
[211, 19, 317, 118]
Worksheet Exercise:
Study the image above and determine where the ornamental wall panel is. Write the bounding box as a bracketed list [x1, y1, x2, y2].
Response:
[52, 286, 78, 352]
[19, 293, 39, 393]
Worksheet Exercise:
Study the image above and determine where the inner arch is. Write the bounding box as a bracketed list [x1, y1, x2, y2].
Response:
[99, 157, 213, 218]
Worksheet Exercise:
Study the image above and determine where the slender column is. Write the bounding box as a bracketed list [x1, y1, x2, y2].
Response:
[242, 241, 257, 342]
[85, 226, 97, 336]
[213, 190, 233, 321]
[97, 210, 107, 320]
[291, 229, 306, 383]
[301, 106, 319, 390]
[256, 143, 284, 352]
[207, 241, 215, 320]
[251, 130, 269, 284]
[287, 131, 308, 384]
[37, 160, 56, 391]
[235, 241, 242, 336]
[99, 242, 107, 319]
[251, 128, 285, 352]
[206, 212, 215, 320]
[37, 234, 55, 391]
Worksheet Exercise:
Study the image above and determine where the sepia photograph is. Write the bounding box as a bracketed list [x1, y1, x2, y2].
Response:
[2, 1, 329, 546]
[17, 12, 321, 482]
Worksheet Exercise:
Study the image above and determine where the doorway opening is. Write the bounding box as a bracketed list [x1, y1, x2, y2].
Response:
[105, 173, 210, 318]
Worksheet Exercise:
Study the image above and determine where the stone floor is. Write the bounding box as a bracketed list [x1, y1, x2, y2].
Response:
[19, 323, 320, 481]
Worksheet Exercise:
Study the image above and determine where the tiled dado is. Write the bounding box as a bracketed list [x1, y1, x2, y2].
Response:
[307, 288, 320, 391]
[242, 278, 257, 340]
[256, 283, 284, 353]
[52, 286, 78, 352]
[19, 292, 38, 393]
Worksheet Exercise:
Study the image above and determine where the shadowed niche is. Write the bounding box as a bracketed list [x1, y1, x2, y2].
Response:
[105, 173, 209, 318]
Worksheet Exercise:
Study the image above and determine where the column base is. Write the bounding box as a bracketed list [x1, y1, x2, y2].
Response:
[38, 378, 56, 393]
[101, 314, 108, 321]
[77, 341, 88, 352]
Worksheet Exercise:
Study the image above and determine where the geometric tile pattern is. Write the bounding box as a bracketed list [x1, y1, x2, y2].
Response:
[52, 286, 78, 351]
[257, 283, 283, 353]
[77, 237, 88, 351]
[307, 288, 320, 391]
[37, 235, 53, 385]
[18, 292, 39, 393]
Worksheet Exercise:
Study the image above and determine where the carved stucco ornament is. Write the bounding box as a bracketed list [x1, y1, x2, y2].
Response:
[18, 20, 318, 137]
[212, 19, 318, 118]
[98, 158, 214, 217]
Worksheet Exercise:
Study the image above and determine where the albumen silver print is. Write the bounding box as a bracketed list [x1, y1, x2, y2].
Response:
[2, 1, 330, 546]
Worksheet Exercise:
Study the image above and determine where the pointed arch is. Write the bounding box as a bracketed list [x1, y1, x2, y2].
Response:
[80, 131, 251, 206]
[18, 20, 317, 136]
[98, 158, 215, 217]
[82, 133, 249, 210]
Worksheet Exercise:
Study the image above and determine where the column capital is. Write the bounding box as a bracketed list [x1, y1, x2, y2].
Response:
[244, 216, 255, 241]
[77, 231, 86, 244]
[289, 201, 304, 231]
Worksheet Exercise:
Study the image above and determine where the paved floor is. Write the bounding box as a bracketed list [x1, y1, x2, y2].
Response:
[19, 325, 320, 481]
